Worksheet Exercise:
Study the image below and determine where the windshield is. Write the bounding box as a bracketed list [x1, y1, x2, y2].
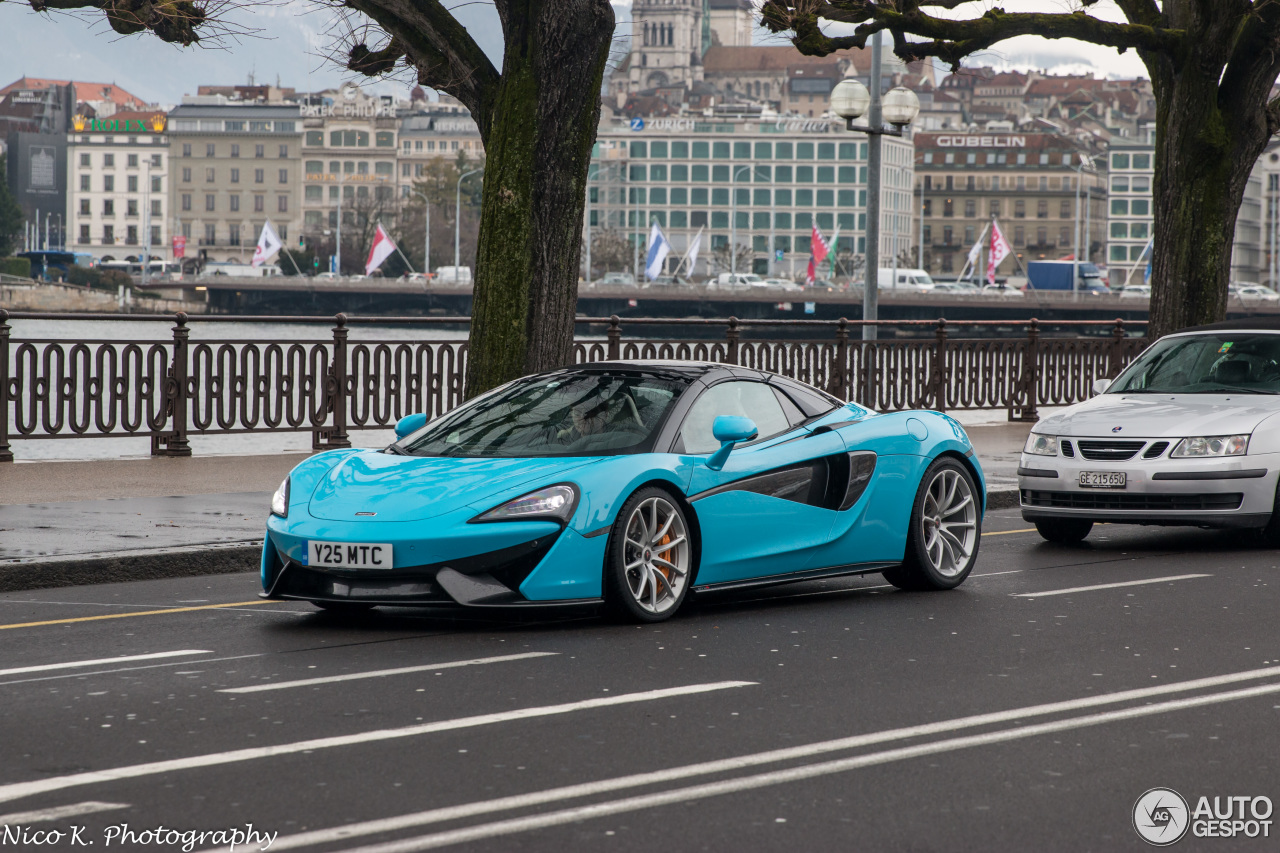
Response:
[1110, 333, 1280, 394]
[398, 372, 688, 457]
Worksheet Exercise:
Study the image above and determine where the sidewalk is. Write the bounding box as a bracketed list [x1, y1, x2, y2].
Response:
[0, 422, 1033, 592]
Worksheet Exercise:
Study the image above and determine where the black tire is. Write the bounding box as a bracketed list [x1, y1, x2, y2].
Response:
[1261, 479, 1280, 547]
[883, 457, 982, 591]
[1034, 518, 1094, 544]
[313, 600, 376, 614]
[604, 487, 696, 623]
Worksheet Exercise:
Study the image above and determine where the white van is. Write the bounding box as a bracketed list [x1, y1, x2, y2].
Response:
[712, 272, 764, 290]
[434, 266, 473, 285]
[876, 268, 935, 292]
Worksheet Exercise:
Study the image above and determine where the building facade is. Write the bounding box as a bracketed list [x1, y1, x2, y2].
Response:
[589, 116, 914, 280]
[396, 112, 484, 197]
[65, 111, 169, 260]
[166, 102, 303, 264]
[1107, 137, 1264, 287]
[914, 131, 1107, 278]
[298, 84, 399, 233]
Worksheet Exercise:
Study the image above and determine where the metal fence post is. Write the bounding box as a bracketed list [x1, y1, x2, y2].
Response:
[726, 316, 740, 365]
[607, 315, 621, 360]
[1009, 317, 1040, 422]
[933, 318, 948, 412]
[1109, 318, 1126, 377]
[154, 312, 192, 456]
[317, 312, 352, 450]
[830, 317, 849, 400]
[0, 309, 11, 462]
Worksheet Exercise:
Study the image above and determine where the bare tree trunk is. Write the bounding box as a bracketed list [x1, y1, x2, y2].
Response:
[465, 0, 613, 396]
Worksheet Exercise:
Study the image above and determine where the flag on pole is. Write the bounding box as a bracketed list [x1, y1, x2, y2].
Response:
[683, 226, 704, 275]
[645, 222, 671, 281]
[825, 225, 841, 277]
[988, 219, 1012, 285]
[807, 223, 830, 287]
[365, 223, 398, 275]
[251, 221, 283, 268]
[966, 231, 984, 270]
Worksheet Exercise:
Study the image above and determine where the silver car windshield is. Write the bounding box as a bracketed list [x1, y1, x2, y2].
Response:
[399, 373, 687, 457]
[1110, 333, 1280, 394]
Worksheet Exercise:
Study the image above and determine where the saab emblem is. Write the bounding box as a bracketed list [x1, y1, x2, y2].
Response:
[1112, 426, 1123, 432]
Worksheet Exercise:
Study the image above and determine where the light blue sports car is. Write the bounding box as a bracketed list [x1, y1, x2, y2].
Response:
[261, 361, 986, 622]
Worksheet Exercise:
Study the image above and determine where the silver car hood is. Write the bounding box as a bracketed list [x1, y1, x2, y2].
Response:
[1034, 393, 1280, 438]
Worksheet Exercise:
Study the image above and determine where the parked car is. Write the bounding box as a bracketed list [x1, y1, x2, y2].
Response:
[263, 362, 987, 621]
[982, 284, 1025, 297]
[711, 273, 764, 290]
[762, 277, 803, 292]
[434, 266, 473, 285]
[1118, 284, 1152, 299]
[1019, 318, 1280, 545]
[644, 275, 688, 289]
[1235, 285, 1280, 302]
[600, 272, 637, 288]
[932, 282, 981, 296]
[315, 272, 341, 281]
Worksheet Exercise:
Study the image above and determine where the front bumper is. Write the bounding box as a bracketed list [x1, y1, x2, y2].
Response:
[1017, 443, 1279, 529]
[262, 509, 608, 607]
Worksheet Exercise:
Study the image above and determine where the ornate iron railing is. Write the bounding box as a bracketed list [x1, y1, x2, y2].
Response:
[0, 310, 1147, 461]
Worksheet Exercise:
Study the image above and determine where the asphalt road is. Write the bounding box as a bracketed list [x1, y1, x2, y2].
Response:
[1, 512, 1277, 852]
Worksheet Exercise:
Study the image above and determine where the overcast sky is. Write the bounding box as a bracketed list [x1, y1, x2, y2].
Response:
[0, 0, 1147, 106]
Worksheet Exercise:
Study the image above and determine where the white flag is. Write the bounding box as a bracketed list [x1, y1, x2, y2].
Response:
[365, 223, 398, 275]
[251, 221, 283, 268]
[645, 222, 671, 281]
[988, 220, 1012, 284]
[684, 226, 704, 274]
[967, 231, 984, 269]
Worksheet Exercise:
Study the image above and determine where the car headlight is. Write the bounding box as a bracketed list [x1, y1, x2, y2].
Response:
[1170, 435, 1250, 458]
[1024, 433, 1059, 456]
[270, 477, 290, 518]
[474, 484, 578, 523]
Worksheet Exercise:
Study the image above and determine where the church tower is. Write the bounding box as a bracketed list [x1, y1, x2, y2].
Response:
[707, 0, 754, 48]
[628, 0, 706, 91]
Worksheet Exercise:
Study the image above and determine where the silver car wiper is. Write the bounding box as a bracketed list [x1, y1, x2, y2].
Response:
[1194, 385, 1280, 395]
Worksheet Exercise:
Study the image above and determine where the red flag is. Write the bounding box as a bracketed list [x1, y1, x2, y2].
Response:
[988, 220, 1011, 285]
[811, 224, 830, 265]
[365, 223, 398, 275]
[806, 256, 817, 287]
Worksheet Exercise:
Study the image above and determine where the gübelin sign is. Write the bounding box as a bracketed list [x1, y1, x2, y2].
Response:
[72, 114, 167, 133]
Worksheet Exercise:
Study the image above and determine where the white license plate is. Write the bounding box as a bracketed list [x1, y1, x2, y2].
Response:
[306, 541, 394, 569]
[1079, 471, 1126, 489]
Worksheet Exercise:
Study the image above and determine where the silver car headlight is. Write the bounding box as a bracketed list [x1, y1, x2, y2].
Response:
[474, 484, 578, 523]
[270, 477, 290, 518]
[1170, 435, 1250, 458]
[1023, 433, 1059, 456]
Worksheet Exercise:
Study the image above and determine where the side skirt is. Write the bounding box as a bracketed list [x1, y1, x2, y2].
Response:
[692, 561, 899, 594]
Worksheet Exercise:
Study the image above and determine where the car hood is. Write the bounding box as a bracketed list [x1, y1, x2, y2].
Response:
[306, 451, 600, 522]
[1035, 393, 1280, 439]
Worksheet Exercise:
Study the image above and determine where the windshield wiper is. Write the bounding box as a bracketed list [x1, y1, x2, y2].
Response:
[1193, 385, 1280, 395]
[385, 444, 409, 455]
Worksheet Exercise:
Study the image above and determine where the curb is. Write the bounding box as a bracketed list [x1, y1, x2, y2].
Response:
[986, 487, 1020, 510]
[0, 541, 260, 593]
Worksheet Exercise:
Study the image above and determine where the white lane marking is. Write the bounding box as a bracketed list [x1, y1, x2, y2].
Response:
[1012, 573, 1211, 598]
[0, 654, 266, 688]
[331, 679, 1280, 853]
[0, 681, 754, 807]
[0, 650, 212, 677]
[0, 801, 129, 824]
[217, 652, 558, 694]
[263, 662, 1280, 851]
[971, 570, 1024, 578]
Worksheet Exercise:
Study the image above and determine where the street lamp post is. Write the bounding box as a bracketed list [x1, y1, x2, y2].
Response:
[456, 168, 483, 271]
[829, 34, 920, 341]
[729, 165, 751, 276]
[1072, 155, 1096, 295]
[408, 189, 431, 275]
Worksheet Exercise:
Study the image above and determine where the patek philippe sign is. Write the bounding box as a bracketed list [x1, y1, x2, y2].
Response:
[935, 134, 1027, 147]
[300, 103, 396, 118]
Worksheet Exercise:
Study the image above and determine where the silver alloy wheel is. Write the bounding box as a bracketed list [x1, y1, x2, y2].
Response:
[623, 496, 691, 614]
[919, 468, 978, 577]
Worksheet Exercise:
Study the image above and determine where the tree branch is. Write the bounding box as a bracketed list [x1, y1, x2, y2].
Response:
[340, 0, 500, 133]
[760, 0, 1186, 69]
[24, 0, 208, 44]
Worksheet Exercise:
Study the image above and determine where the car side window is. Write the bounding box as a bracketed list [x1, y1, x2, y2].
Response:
[679, 381, 792, 454]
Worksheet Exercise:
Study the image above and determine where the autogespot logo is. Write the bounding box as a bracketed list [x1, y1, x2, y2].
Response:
[1134, 788, 1190, 846]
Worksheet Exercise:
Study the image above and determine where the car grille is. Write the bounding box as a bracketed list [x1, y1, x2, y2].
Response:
[1143, 441, 1170, 459]
[1021, 490, 1244, 511]
[1061, 440, 1075, 458]
[1076, 440, 1147, 461]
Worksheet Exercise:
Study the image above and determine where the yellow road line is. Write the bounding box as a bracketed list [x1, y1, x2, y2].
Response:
[0, 600, 270, 631]
[985, 528, 1037, 537]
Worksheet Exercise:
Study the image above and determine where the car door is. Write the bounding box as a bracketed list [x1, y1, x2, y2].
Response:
[683, 380, 848, 586]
